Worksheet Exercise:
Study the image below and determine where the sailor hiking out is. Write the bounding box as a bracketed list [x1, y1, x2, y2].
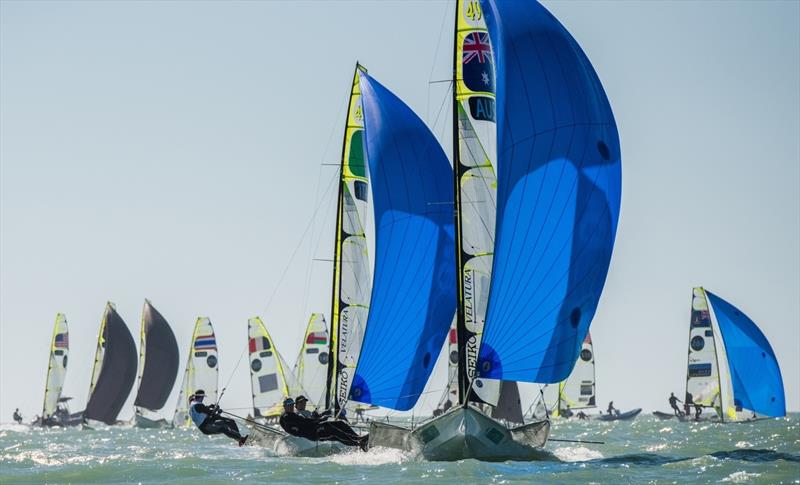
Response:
[12, 408, 22, 424]
[668, 392, 683, 416]
[279, 398, 368, 451]
[189, 390, 248, 446]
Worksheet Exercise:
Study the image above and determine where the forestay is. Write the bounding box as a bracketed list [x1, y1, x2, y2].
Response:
[248, 317, 304, 418]
[41, 313, 69, 420]
[348, 71, 456, 411]
[173, 317, 219, 427]
[476, 0, 622, 384]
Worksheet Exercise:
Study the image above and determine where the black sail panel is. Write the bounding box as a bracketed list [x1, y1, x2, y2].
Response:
[490, 381, 524, 424]
[85, 305, 138, 424]
[134, 301, 180, 410]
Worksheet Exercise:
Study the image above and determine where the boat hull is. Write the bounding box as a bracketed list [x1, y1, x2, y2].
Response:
[369, 406, 550, 462]
[246, 424, 344, 457]
[134, 414, 169, 429]
[596, 408, 642, 421]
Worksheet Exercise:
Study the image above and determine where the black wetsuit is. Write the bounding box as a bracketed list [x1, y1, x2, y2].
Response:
[669, 396, 682, 416]
[279, 411, 365, 447]
[12, 412, 22, 424]
[192, 403, 243, 441]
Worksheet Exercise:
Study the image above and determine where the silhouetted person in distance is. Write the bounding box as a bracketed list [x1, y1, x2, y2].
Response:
[607, 401, 618, 416]
[189, 390, 247, 446]
[12, 408, 22, 424]
[669, 393, 683, 416]
[694, 403, 703, 421]
[576, 410, 588, 420]
[279, 398, 368, 451]
[561, 405, 574, 418]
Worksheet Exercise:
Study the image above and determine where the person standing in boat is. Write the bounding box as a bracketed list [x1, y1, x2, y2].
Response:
[684, 392, 694, 417]
[607, 401, 618, 416]
[668, 393, 683, 416]
[279, 398, 368, 451]
[12, 408, 22, 424]
[189, 390, 248, 446]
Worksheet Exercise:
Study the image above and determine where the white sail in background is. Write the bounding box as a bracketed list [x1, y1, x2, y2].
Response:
[248, 317, 305, 418]
[293, 313, 329, 408]
[558, 333, 596, 413]
[685, 288, 725, 414]
[173, 317, 219, 427]
[42, 313, 69, 420]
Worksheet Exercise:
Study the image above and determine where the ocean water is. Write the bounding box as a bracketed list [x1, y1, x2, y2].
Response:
[1, 414, 798, 484]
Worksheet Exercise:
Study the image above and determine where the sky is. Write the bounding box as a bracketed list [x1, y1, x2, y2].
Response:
[1, 0, 798, 422]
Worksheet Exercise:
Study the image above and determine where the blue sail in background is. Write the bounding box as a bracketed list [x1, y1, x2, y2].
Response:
[706, 291, 785, 417]
[348, 72, 456, 411]
[476, 0, 622, 383]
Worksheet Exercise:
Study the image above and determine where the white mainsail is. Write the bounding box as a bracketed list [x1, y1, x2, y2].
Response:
[173, 317, 219, 427]
[293, 313, 329, 408]
[41, 313, 69, 421]
[248, 317, 304, 418]
[544, 333, 596, 416]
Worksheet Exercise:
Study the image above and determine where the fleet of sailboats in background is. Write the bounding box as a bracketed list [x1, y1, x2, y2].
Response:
[27, 0, 789, 464]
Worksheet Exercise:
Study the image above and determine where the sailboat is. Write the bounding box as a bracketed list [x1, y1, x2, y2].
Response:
[543, 333, 596, 418]
[83, 302, 138, 426]
[370, 0, 622, 461]
[659, 288, 785, 422]
[133, 300, 180, 428]
[172, 317, 219, 427]
[293, 313, 329, 408]
[37, 314, 81, 427]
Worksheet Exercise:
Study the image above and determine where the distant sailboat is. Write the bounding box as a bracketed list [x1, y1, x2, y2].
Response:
[247, 317, 305, 421]
[172, 317, 219, 427]
[293, 313, 329, 408]
[371, 0, 622, 461]
[542, 333, 595, 418]
[680, 287, 785, 422]
[133, 300, 180, 428]
[83, 302, 138, 426]
[37, 314, 81, 427]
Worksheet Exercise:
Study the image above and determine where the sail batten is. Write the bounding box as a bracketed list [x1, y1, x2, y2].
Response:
[476, 0, 621, 384]
[347, 72, 456, 411]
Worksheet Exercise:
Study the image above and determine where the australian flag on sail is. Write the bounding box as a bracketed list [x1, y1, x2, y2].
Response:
[194, 334, 216, 350]
[463, 32, 494, 94]
[54, 333, 68, 348]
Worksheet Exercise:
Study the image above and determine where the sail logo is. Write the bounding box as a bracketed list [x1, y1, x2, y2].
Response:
[465, 335, 479, 379]
[469, 97, 495, 122]
[464, 0, 482, 23]
[463, 269, 477, 332]
[463, 32, 494, 94]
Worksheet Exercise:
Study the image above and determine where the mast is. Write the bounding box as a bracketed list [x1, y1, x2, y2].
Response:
[452, 0, 469, 406]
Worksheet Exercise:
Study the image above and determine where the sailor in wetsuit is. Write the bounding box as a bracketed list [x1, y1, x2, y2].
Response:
[189, 390, 248, 446]
[12, 408, 22, 424]
[279, 398, 368, 451]
[668, 392, 683, 416]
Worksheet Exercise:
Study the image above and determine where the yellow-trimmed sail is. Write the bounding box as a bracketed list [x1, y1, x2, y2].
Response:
[294, 313, 329, 408]
[453, 0, 501, 405]
[248, 317, 304, 418]
[173, 317, 219, 427]
[326, 64, 372, 411]
[87, 303, 113, 400]
[41, 313, 69, 420]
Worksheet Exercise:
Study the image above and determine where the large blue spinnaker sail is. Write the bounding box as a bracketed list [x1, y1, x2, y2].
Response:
[476, 0, 622, 383]
[348, 72, 456, 411]
[706, 291, 785, 417]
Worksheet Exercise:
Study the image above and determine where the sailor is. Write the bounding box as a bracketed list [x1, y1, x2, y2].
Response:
[561, 405, 574, 418]
[684, 392, 694, 417]
[189, 390, 248, 446]
[279, 398, 368, 451]
[294, 395, 314, 418]
[607, 401, 618, 416]
[668, 393, 683, 416]
[576, 410, 589, 420]
[694, 403, 703, 421]
[12, 408, 22, 424]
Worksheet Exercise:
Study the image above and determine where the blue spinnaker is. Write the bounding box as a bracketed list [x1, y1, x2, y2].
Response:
[348, 72, 456, 411]
[476, 0, 622, 383]
[706, 291, 785, 417]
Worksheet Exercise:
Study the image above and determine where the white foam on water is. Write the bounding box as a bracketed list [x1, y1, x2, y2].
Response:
[721, 471, 762, 482]
[326, 446, 412, 466]
[0, 424, 30, 433]
[552, 446, 603, 462]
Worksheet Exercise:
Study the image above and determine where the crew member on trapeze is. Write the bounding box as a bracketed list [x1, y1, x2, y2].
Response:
[189, 390, 248, 446]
